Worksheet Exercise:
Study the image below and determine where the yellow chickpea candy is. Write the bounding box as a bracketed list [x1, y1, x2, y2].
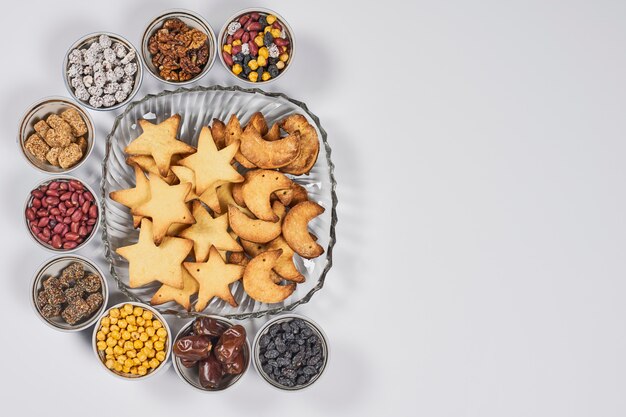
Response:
[106, 337, 117, 348]
[117, 339, 124, 347]
[122, 366, 131, 374]
[96, 331, 106, 341]
[117, 355, 127, 365]
[101, 326, 110, 335]
[123, 304, 134, 315]
[149, 358, 160, 369]
[133, 357, 141, 366]
[133, 306, 143, 317]
[232, 39, 242, 46]
[122, 331, 131, 340]
[114, 362, 123, 372]
[152, 320, 162, 329]
[279, 53, 289, 62]
[259, 47, 269, 59]
[156, 328, 167, 338]
[126, 315, 136, 325]
[127, 325, 137, 332]
[124, 359, 134, 368]
[110, 324, 119, 332]
[271, 28, 281, 38]
[131, 331, 140, 340]
[141, 360, 150, 369]
[136, 316, 145, 326]
[266, 14, 277, 24]
[124, 341, 134, 351]
[137, 351, 147, 362]
[134, 340, 144, 350]
[145, 340, 154, 349]
[105, 359, 115, 369]
[119, 310, 128, 319]
[264, 25, 272, 33]
[130, 367, 138, 375]
[126, 349, 137, 358]
[105, 354, 114, 361]
[276, 61, 285, 70]
[223, 44, 232, 54]
[154, 341, 165, 352]
[146, 326, 155, 337]
[137, 326, 145, 333]
[254, 35, 264, 47]
[137, 366, 148, 376]
[248, 71, 259, 82]
[155, 351, 166, 362]
[113, 345, 124, 355]
[101, 316, 111, 327]
[96, 341, 107, 351]
[110, 330, 120, 340]
[248, 59, 259, 70]
[105, 347, 114, 356]
[147, 349, 156, 359]
[118, 319, 127, 329]
[142, 310, 153, 321]
[139, 332, 149, 342]
[109, 308, 120, 318]
[256, 55, 267, 67]
[232, 64, 243, 75]
[109, 316, 118, 325]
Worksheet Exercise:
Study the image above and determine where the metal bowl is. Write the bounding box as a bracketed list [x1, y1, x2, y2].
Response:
[92, 302, 172, 381]
[252, 313, 329, 391]
[63, 32, 143, 111]
[140, 9, 217, 85]
[24, 176, 100, 253]
[30, 255, 109, 332]
[172, 316, 251, 392]
[218, 8, 296, 85]
[18, 96, 95, 174]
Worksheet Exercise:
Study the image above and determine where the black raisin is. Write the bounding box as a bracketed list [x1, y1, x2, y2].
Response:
[276, 340, 287, 353]
[277, 357, 290, 367]
[289, 321, 300, 333]
[281, 322, 291, 333]
[282, 367, 298, 379]
[267, 341, 275, 351]
[264, 32, 274, 47]
[268, 64, 279, 78]
[262, 364, 273, 375]
[289, 343, 300, 353]
[259, 334, 271, 348]
[307, 335, 319, 345]
[303, 366, 317, 376]
[259, 15, 268, 28]
[269, 324, 280, 337]
[296, 375, 308, 385]
[307, 355, 322, 366]
[269, 57, 279, 66]
[278, 377, 294, 387]
[265, 349, 280, 359]
[292, 351, 305, 367]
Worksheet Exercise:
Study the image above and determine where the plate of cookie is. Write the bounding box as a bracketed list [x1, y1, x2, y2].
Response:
[101, 85, 336, 319]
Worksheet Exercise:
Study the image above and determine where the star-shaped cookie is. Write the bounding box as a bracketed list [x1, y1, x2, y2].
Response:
[170, 165, 200, 202]
[133, 175, 195, 244]
[124, 115, 196, 176]
[180, 201, 243, 262]
[184, 246, 244, 311]
[150, 267, 199, 310]
[116, 219, 193, 289]
[179, 126, 243, 195]
[109, 165, 150, 228]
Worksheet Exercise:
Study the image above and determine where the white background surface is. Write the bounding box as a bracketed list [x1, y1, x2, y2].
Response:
[1, 0, 625, 415]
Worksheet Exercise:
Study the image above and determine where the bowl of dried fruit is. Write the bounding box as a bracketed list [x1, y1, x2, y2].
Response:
[63, 32, 143, 111]
[252, 314, 329, 391]
[172, 316, 250, 392]
[18, 96, 94, 174]
[31, 255, 108, 332]
[218, 8, 295, 84]
[141, 9, 217, 85]
[92, 302, 172, 380]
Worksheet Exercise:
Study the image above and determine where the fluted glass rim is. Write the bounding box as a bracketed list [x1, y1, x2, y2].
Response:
[100, 84, 338, 320]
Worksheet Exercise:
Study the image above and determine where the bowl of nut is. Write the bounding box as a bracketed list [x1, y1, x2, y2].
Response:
[24, 176, 100, 252]
[252, 314, 328, 391]
[218, 8, 295, 84]
[141, 9, 217, 85]
[93, 302, 172, 379]
[18, 96, 94, 174]
[63, 32, 142, 111]
[31, 255, 108, 332]
[172, 316, 250, 392]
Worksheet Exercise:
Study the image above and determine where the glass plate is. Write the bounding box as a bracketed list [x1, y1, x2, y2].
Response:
[100, 85, 337, 319]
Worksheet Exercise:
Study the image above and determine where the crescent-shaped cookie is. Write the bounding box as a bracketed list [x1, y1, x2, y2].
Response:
[282, 201, 325, 258]
[243, 249, 296, 304]
[246, 112, 269, 136]
[228, 201, 285, 243]
[279, 114, 320, 175]
[239, 125, 300, 169]
[242, 170, 293, 221]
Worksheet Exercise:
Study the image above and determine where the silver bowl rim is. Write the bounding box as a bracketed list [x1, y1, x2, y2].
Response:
[251, 313, 330, 392]
[217, 7, 296, 85]
[62, 31, 143, 111]
[30, 254, 110, 332]
[24, 175, 101, 254]
[17, 95, 96, 175]
[171, 315, 251, 392]
[91, 301, 173, 381]
[139, 8, 217, 86]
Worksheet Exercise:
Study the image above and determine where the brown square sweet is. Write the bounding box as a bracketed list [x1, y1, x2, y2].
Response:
[75, 136, 88, 154]
[46, 147, 61, 166]
[34, 120, 51, 137]
[45, 115, 73, 147]
[58, 143, 83, 169]
[61, 108, 88, 137]
[24, 133, 50, 162]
